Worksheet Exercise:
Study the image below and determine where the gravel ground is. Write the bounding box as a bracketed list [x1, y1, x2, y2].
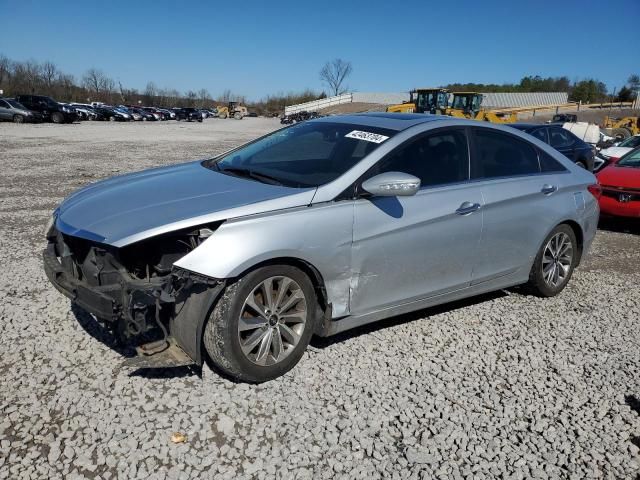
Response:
[0, 119, 639, 480]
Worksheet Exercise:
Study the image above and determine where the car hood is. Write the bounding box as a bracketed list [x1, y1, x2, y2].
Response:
[56, 160, 316, 247]
[597, 165, 640, 189]
[599, 146, 632, 159]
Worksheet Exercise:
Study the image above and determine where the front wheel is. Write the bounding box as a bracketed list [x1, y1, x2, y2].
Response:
[13, 114, 25, 124]
[526, 224, 578, 297]
[203, 265, 318, 382]
[51, 112, 64, 124]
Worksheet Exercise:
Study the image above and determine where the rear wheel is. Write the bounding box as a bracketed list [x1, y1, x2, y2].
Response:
[12, 114, 25, 124]
[109, 116, 116, 122]
[203, 265, 318, 382]
[526, 224, 578, 297]
[612, 128, 631, 140]
[234, 112, 242, 120]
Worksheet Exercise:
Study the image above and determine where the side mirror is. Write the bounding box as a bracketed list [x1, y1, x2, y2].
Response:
[361, 172, 421, 197]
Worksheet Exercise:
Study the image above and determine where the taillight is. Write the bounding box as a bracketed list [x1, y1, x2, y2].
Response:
[587, 183, 602, 199]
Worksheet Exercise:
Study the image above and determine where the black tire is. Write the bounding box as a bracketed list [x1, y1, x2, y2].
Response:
[611, 128, 631, 140]
[198, 118, 203, 123]
[51, 112, 64, 124]
[12, 114, 25, 124]
[203, 265, 319, 383]
[526, 224, 578, 297]
[109, 116, 116, 122]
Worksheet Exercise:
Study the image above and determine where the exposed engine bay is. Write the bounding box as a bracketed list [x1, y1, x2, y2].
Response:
[44, 223, 221, 344]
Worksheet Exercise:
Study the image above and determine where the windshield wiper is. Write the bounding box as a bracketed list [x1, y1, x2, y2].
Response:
[219, 166, 284, 186]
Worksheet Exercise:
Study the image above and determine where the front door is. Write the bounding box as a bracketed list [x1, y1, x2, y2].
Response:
[349, 128, 483, 315]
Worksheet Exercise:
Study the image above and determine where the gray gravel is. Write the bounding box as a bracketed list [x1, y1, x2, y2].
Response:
[1, 119, 639, 479]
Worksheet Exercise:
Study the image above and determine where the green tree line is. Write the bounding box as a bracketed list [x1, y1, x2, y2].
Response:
[445, 75, 638, 103]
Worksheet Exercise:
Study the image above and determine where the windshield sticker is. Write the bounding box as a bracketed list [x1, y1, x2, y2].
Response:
[345, 130, 389, 144]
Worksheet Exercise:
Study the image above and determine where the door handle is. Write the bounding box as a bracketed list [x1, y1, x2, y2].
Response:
[541, 184, 558, 195]
[455, 201, 481, 215]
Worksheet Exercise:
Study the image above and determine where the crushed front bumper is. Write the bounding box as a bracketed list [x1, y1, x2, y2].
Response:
[43, 231, 225, 367]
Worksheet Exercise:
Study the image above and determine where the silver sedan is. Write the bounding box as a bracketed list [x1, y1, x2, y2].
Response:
[44, 114, 599, 382]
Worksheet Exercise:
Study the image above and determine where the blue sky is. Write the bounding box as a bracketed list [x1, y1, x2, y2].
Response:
[1, 0, 638, 100]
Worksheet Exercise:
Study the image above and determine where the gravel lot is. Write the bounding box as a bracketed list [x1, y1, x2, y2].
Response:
[1, 119, 639, 480]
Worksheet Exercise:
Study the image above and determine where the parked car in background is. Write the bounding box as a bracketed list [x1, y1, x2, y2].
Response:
[510, 123, 595, 171]
[175, 107, 203, 122]
[93, 106, 130, 121]
[15, 95, 78, 123]
[594, 135, 640, 172]
[141, 107, 164, 120]
[595, 147, 640, 218]
[69, 104, 98, 121]
[117, 106, 141, 121]
[156, 108, 176, 120]
[0, 98, 43, 123]
[130, 107, 156, 121]
[43, 114, 599, 382]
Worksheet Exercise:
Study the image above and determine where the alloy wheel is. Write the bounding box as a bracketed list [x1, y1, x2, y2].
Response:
[542, 232, 573, 288]
[237, 276, 307, 366]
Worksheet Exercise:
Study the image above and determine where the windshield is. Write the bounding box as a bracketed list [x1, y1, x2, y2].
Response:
[619, 136, 640, 148]
[205, 121, 395, 188]
[618, 149, 640, 168]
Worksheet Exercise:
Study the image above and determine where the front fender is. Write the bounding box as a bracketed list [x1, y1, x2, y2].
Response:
[174, 202, 355, 317]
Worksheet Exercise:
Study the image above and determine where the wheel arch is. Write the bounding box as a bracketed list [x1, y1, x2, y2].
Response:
[234, 256, 330, 314]
[558, 219, 584, 265]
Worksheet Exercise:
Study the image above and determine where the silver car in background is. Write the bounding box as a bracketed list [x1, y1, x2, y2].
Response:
[44, 114, 599, 382]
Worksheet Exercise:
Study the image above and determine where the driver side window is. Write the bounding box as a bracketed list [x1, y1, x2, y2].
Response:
[371, 129, 470, 188]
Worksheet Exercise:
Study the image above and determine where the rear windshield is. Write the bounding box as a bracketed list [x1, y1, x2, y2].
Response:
[205, 121, 396, 188]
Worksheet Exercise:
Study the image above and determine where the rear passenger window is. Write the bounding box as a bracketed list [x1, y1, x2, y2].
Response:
[471, 129, 540, 179]
[372, 129, 469, 188]
[539, 150, 568, 173]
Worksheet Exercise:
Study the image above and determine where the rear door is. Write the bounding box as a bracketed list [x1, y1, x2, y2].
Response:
[469, 127, 559, 284]
[349, 127, 484, 314]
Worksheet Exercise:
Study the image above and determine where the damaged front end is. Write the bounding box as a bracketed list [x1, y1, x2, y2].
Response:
[43, 222, 225, 368]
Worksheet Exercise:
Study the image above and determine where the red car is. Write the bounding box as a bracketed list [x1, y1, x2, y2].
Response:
[595, 147, 640, 218]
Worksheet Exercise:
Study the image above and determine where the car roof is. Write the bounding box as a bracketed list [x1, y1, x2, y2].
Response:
[509, 123, 546, 130]
[311, 113, 462, 132]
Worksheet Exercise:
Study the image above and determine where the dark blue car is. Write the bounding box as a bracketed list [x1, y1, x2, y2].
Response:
[510, 123, 595, 171]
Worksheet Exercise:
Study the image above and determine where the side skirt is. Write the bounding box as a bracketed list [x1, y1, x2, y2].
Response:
[323, 270, 528, 336]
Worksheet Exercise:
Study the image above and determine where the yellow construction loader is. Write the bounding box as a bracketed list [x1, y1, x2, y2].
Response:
[445, 92, 518, 123]
[386, 88, 450, 114]
[217, 101, 248, 120]
[602, 115, 640, 139]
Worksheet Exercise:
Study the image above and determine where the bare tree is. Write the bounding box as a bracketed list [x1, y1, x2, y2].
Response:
[0, 55, 10, 88]
[319, 59, 352, 96]
[82, 68, 104, 96]
[42, 61, 58, 90]
[197, 88, 210, 107]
